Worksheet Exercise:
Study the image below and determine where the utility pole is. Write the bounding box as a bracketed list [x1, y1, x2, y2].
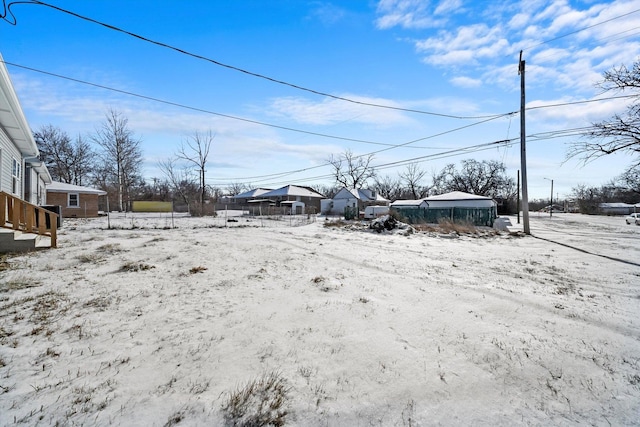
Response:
[550, 179, 553, 218]
[519, 51, 530, 234]
[517, 170, 520, 224]
[544, 177, 553, 218]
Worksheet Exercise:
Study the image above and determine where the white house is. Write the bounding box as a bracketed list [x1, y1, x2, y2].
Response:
[321, 187, 389, 216]
[0, 54, 51, 203]
[1, 53, 57, 251]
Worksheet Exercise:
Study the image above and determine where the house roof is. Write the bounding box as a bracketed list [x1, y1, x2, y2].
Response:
[234, 188, 272, 199]
[0, 53, 39, 158]
[25, 158, 52, 184]
[390, 199, 429, 207]
[424, 191, 493, 201]
[47, 181, 107, 195]
[599, 202, 635, 208]
[261, 185, 324, 198]
[333, 187, 389, 202]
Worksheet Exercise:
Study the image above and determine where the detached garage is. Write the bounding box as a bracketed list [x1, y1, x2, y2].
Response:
[392, 191, 498, 226]
[46, 181, 107, 218]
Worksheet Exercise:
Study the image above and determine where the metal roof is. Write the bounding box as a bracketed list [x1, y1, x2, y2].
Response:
[47, 181, 107, 195]
[261, 185, 324, 198]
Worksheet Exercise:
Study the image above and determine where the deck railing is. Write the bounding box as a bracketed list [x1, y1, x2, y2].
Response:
[0, 191, 57, 248]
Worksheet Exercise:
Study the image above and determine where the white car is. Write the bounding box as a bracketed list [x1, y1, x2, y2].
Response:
[625, 213, 640, 224]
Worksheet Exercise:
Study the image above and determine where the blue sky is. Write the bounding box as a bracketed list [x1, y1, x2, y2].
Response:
[2, 0, 639, 199]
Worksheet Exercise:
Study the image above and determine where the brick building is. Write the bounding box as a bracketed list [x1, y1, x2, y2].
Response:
[46, 181, 107, 218]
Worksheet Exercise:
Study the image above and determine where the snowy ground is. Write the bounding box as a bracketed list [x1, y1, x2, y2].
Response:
[0, 212, 639, 426]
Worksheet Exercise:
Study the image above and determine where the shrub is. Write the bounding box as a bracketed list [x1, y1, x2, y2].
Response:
[221, 371, 290, 427]
[436, 219, 477, 234]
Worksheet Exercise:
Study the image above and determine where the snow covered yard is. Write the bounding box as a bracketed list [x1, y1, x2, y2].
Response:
[0, 213, 639, 426]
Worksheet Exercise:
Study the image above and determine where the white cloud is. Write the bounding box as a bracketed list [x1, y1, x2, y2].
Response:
[374, 0, 442, 29]
[508, 12, 530, 29]
[308, 2, 347, 25]
[267, 95, 412, 127]
[417, 24, 510, 66]
[434, 0, 463, 15]
[449, 76, 482, 88]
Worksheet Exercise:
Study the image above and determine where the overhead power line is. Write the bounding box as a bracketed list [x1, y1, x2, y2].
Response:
[4, 58, 631, 186]
[2, 59, 518, 149]
[207, 138, 519, 187]
[1, 0, 504, 120]
[1, 60, 394, 147]
[519, 7, 640, 53]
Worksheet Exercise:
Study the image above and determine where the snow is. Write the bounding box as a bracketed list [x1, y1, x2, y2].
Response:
[1, 212, 639, 426]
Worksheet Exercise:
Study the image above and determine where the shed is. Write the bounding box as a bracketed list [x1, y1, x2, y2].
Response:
[390, 199, 429, 209]
[280, 200, 305, 214]
[393, 191, 497, 226]
[46, 181, 107, 218]
[424, 191, 497, 208]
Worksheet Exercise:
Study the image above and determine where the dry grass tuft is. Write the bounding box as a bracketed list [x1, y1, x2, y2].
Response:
[0, 276, 41, 292]
[189, 266, 207, 274]
[77, 253, 104, 263]
[97, 243, 125, 253]
[437, 219, 478, 234]
[0, 255, 11, 272]
[221, 371, 290, 427]
[323, 219, 350, 228]
[120, 261, 155, 272]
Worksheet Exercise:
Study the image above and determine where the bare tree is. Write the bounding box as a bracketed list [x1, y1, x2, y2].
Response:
[399, 163, 428, 199]
[226, 182, 248, 196]
[92, 109, 143, 211]
[432, 159, 515, 199]
[34, 125, 94, 185]
[311, 184, 340, 199]
[570, 61, 640, 166]
[372, 174, 401, 201]
[616, 166, 640, 196]
[177, 130, 214, 215]
[328, 149, 375, 189]
[158, 158, 198, 212]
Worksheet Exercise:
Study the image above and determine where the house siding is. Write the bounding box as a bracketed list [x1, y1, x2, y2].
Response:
[0, 129, 22, 196]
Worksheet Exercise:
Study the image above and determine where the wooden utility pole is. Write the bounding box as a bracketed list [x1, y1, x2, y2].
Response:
[519, 51, 531, 234]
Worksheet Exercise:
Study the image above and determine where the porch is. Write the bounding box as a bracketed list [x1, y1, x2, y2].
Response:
[0, 191, 58, 253]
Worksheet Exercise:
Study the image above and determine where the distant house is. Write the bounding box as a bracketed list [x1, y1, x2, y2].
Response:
[46, 181, 107, 218]
[321, 187, 389, 216]
[260, 185, 325, 213]
[230, 185, 325, 214]
[598, 202, 635, 216]
[1, 53, 57, 252]
[232, 188, 272, 205]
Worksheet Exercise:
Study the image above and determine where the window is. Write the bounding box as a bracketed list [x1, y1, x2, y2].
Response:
[12, 158, 20, 195]
[68, 193, 79, 208]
